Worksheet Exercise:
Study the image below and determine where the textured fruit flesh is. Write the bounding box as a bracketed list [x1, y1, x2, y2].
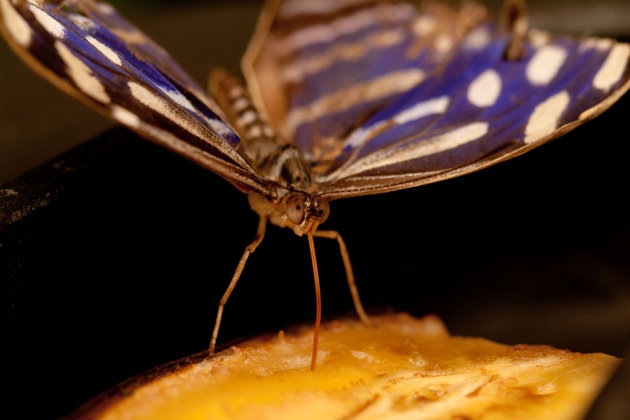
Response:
[96, 314, 618, 420]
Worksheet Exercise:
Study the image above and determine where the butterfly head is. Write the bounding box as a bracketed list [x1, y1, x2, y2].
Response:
[284, 193, 330, 236]
[248, 191, 330, 236]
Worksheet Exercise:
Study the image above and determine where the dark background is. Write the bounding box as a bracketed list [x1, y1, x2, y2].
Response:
[2, 1, 630, 419]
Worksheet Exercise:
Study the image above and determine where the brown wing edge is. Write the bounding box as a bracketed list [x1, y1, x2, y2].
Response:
[316, 65, 630, 201]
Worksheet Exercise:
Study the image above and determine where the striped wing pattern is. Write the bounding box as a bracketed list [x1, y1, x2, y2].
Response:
[2, 0, 629, 202]
[245, 0, 630, 200]
[0, 0, 274, 195]
[245, 0, 480, 156]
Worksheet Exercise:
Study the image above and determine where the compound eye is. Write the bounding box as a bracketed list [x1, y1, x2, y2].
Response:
[316, 198, 330, 223]
[286, 195, 306, 224]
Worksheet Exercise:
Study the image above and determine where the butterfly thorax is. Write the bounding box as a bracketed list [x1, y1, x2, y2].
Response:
[209, 68, 325, 235]
[209, 68, 311, 191]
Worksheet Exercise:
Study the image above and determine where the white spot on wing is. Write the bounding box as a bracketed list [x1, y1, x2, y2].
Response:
[158, 86, 195, 111]
[96, 2, 116, 15]
[55, 41, 110, 103]
[528, 29, 551, 48]
[28, 3, 64, 38]
[273, 3, 413, 55]
[468, 69, 502, 107]
[594, 38, 613, 51]
[463, 27, 491, 50]
[1, 0, 32, 46]
[111, 105, 140, 128]
[394, 96, 450, 125]
[579, 37, 613, 52]
[369, 29, 404, 48]
[134, 88, 234, 142]
[412, 15, 436, 37]
[334, 123, 489, 179]
[128, 81, 210, 140]
[593, 43, 630, 92]
[279, 0, 370, 18]
[282, 28, 404, 83]
[342, 96, 449, 150]
[205, 117, 234, 138]
[434, 34, 453, 53]
[343, 121, 386, 149]
[526, 45, 567, 85]
[86, 35, 122, 66]
[524, 91, 570, 144]
[286, 69, 425, 133]
[68, 13, 95, 32]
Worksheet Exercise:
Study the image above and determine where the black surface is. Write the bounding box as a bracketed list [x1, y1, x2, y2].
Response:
[1, 88, 630, 418]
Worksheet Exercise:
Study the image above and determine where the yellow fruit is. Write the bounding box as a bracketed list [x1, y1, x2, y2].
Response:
[73, 313, 618, 420]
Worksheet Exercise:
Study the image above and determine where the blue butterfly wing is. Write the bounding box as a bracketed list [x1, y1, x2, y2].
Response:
[0, 0, 272, 195]
[244, 0, 630, 200]
[244, 0, 468, 152]
[66, 0, 208, 98]
[318, 31, 630, 195]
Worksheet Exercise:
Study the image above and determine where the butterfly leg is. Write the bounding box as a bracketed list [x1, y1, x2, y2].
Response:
[312, 230, 372, 327]
[209, 216, 267, 355]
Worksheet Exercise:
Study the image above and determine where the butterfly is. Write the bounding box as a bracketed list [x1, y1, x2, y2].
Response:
[1, 0, 629, 370]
